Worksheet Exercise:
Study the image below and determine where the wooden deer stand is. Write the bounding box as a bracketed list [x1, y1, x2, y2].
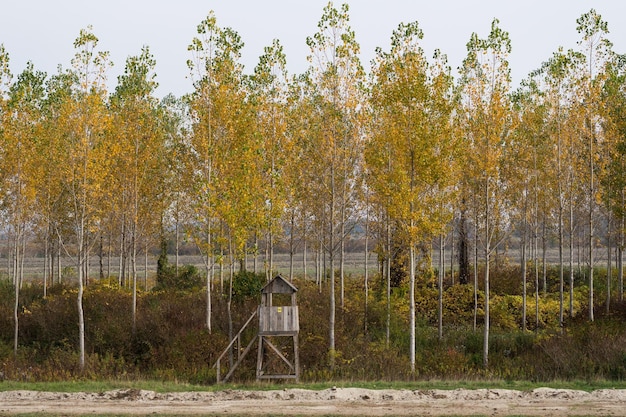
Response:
[256, 274, 300, 381]
[213, 274, 300, 383]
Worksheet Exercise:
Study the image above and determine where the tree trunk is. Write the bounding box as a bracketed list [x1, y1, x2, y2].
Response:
[617, 211, 624, 302]
[175, 208, 180, 276]
[386, 216, 392, 346]
[329, 192, 336, 369]
[289, 240, 294, 282]
[44, 226, 49, 298]
[535, 218, 539, 332]
[220, 246, 224, 294]
[569, 194, 575, 318]
[107, 228, 112, 282]
[521, 217, 527, 332]
[459, 204, 469, 285]
[438, 234, 444, 340]
[131, 230, 137, 335]
[206, 266, 212, 334]
[534, 168, 540, 332]
[78, 216, 86, 372]
[364, 204, 369, 335]
[254, 232, 259, 276]
[13, 228, 21, 357]
[289, 211, 295, 281]
[227, 270, 233, 368]
[303, 232, 308, 281]
[49, 231, 55, 288]
[119, 212, 126, 287]
[473, 204, 479, 332]
[57, 234, 62, 284]
[557, 117, 565, 329]
[589, 130, 595, 322]
[483, 245, 490, 368]
[340, 230, 345, 309]
[315, 245, 320, 290]
[483, 180, 490, 368]
[542, 220, 547, 296]
[5, 234, 11, 280]
[607, 208, 612, 313]
[99, 235, 104, 280]
[558, 193, 564, 329]
[450, 224, 455, 285]
[409, 243, 416, 373]
[85, 240, 90, 287]
[206, 229, 213, 333]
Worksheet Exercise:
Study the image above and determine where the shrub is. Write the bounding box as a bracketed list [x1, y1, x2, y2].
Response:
[231, 271, 265, 301]
[154, 264, 203, 292]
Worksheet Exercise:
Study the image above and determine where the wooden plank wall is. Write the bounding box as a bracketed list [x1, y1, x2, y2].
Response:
[258, 306, 299, 335]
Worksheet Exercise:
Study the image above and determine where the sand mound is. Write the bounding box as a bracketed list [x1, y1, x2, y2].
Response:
[1, 387, 626, 415]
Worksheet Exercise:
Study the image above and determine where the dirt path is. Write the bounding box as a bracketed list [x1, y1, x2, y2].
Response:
[1, 387, 626, 416]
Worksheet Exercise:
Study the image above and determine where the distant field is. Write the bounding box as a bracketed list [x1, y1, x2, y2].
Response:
[6, 252, 378, 284]
[5, 244, 614, 284]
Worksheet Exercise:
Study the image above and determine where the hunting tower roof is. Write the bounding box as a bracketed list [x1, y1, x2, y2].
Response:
[261, 274, 298, 295]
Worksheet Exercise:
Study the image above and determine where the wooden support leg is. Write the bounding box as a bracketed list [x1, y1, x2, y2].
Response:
[294, 334, 300, 382]
[256, 335, 264, 381]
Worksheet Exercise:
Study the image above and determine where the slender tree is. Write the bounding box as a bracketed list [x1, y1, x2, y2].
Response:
[58, 26, 113, 371]
[458, 19, 513, 367]
[576, 9, 612, 321]
[305, 2, 365, 366]
[367, 21, 456, 372]
[187, 13, 238, 332]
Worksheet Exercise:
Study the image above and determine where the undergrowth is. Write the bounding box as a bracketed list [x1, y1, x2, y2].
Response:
[1, 264, 626, 384]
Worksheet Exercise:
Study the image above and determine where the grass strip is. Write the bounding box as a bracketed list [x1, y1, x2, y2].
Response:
[3, 379, 626, 393]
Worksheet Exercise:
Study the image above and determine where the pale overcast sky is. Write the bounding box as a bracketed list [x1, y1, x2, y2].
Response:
[1, 1, 625, 98]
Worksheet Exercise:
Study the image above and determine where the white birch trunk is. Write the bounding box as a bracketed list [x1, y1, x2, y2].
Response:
[409, 243, 416, 373]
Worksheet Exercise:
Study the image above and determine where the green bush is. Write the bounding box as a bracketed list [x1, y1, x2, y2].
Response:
[231, 270, 265, 301]
[154, 264, 203, 292]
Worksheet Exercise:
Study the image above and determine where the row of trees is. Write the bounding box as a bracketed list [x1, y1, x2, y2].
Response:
[1, 3, 625, 373]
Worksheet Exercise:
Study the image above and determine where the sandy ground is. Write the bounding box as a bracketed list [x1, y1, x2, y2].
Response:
[1, 387, 626, 416]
